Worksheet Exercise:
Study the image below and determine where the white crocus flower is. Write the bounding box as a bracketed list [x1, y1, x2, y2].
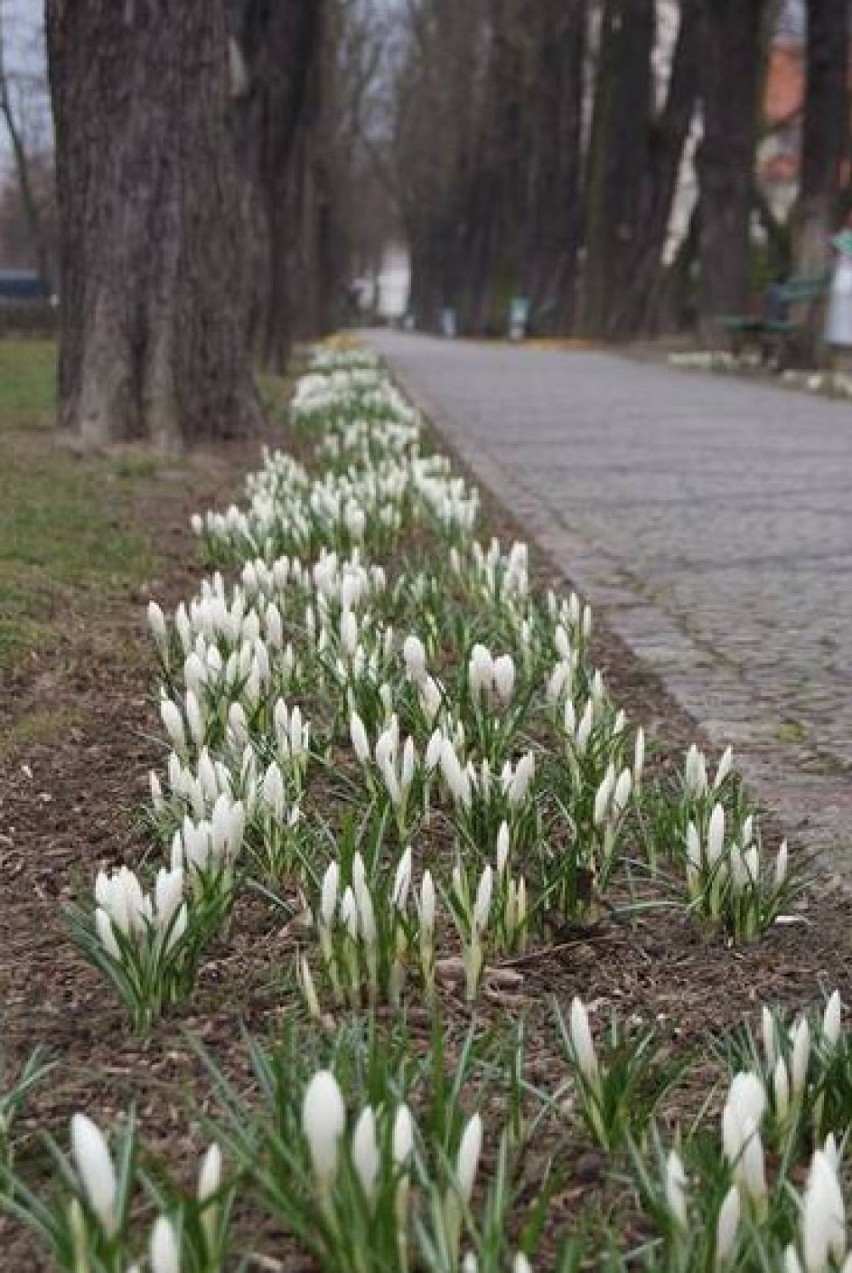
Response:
[425, 727, 444, 772]
[715, 1185, 740, 1267]
[403, 634, 428, 683]
[665, 1150, 688, 1230]
[320, 862, 340, 929]
[706, 804, 725, 865]
[684, 744, 708, 795]
[569, 997, 599, 1083]
[349, 712, 370, 765]
[761, 1006, 778, 1072]
[802, 1149, 846, 1273]
[575, 701, 593, 754]
[419, 871, 436, 932]
[508, 752, 535, 807]
[775, 840, 789, 889]
[150, 1215, 180, 1273]
[197, 1142, 222, 1203]
[351, 1107, 380, 1202]
[773, 1056, 791, 1125]
[392, 848, 413, 910]
[496, 821, 510, 876]
[302, 1071, 346, 1192]
[455, 1114, 483, 1203]
[473, 865, 493, 931]
[393, 1105, 415, 1164]
[95, 908, 121, 959]
[147, 600, 168, 651]
[493, 654, 516, 704]
[593, 769, 614, 828]
[791, 1018, 811, 1095]
[823, 991, 842, 1047]
[70, 1113, 118, 1236]
[613, 768, 632, 816]
[714, 745, 734, 789]
[633, 727, 645, 792]
[160, 699, 186, 752]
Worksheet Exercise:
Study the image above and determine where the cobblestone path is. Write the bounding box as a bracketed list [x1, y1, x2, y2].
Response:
[366, 330, 852, 873]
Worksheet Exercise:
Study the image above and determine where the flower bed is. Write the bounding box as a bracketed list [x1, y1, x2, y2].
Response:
[2, 346, 850, 1272]
[670, 349, 852, 400]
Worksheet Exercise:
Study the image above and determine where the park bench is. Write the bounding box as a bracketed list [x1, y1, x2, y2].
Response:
[719, 271, 830, 370]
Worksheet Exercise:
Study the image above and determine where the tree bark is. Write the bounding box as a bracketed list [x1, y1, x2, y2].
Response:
[696, 0, 767, 334]
[795, 0, 850, 276]
[582, 0, 656, 338]
[46, 0, 262, 448]
[230, 0, 323, 373]
[611, 0, 701, 336]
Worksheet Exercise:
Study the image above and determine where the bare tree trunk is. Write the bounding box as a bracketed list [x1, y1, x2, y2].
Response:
[230, 0, 323, 374]
[795, 0, 849, 276]
[613, 0, 701, 336]
[583, 0, 655, 338]
[696, 0, 766, 335]
[46, 0, 262, 448]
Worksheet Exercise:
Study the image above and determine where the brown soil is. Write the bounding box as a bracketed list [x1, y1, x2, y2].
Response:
[1, 416, 850, 1270]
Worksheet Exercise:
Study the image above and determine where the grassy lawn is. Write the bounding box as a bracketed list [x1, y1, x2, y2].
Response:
[0, 341, 172, 670]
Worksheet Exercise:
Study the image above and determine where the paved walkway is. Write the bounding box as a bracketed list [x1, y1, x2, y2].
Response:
[366, 330, 852, 873]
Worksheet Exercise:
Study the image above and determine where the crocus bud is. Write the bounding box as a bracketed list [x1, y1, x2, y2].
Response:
[351, 1107, 380, 1201]
[707, 804, 725, 865]
[715, 1185, 740, 1266]
[791, 1019, 811, 1095]
[802, 1149, 846, 1273]
[95, 909, 121, 960]
[160, 699, 186, 752]
[455, 1113, 483, 1203]
[70, 1113, 118, 1236]
[496, 822, 510, 875]
[633, 727, 645, 790]
[714, 746, 734, 789]
[419, 871, 436, 931]
[775, 840, 789, 889]
[320, 862, 339, 928]
[493, 655, 516, 704]
[773, 1056, 790, 1125]
[569, 997, 598, 1082]
[473, 865, 493, 931]
[197, 1142, 222, 1203]
[149, 1215, 180, 1273]
[823, 991, 842, 1047]
[393, 1105, 415, 1164]
[392, 848, 413, 911]
[350, 712, 370, 764]
[403, 635, 427, 683]
[613, 768, 632, 816]
[147, 601, 168, 650]
[665, 1150, 688, 1230]
[302, 1070, 346, 1191]
[298, 956, 322, 1020]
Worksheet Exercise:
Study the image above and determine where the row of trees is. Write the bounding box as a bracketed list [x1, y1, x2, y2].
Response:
[392, 0, 851, 339]
[1, 1, 850, 445]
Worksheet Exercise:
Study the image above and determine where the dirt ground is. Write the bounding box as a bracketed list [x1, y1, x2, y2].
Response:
[1, 415, 850, 1269]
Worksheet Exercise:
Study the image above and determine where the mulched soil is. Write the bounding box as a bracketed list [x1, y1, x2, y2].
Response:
[1, 411, 850, 1269]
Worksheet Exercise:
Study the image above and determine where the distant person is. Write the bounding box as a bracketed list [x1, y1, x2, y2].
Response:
[824, 228, 852, 368]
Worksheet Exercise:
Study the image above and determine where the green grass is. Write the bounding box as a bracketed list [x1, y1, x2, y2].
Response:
[0, 340, 58, 433]
[0, 340, 166, 669]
